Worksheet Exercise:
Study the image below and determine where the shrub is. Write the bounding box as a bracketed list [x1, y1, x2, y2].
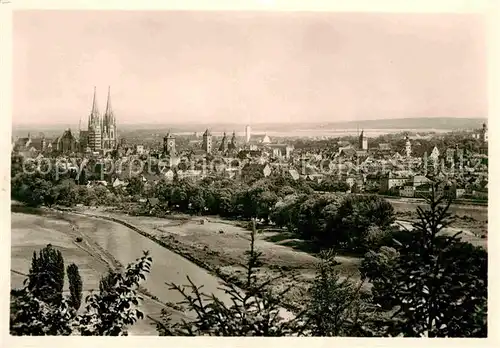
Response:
[27, 244, 65, 306]
[67, 264, 83, 311]
[362, 184, 487, 337]
[156, 219, 305, 336]
[302, 249, 366, 336]
[10, 247, 152, 336]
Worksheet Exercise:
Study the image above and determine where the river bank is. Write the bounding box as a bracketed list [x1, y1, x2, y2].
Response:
[11, 200, 487, 334]
[70, 207, 364, 310]
[69, 202, 487, 311]
[11, 206, 238, 335]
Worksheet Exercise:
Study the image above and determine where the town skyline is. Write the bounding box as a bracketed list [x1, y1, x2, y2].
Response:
[13, 11, 487, 125]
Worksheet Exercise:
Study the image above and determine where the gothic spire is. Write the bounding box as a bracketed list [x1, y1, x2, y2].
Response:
[91, 86, 99, 116]
[104, 86, 114, 125]
[89, 86, 100, 127]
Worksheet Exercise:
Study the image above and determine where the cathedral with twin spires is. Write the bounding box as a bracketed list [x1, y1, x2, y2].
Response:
[80, 86, 118, 152]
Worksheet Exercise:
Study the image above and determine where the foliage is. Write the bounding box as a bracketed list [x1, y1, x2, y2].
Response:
[67, 263, 83, 311]
[27, 244, 65, 306]
[10, 246, 152, 336]
[362, 185, 487, 337]
[331, 195, 395, 252]
[10, 290, 75, 336]
[271, 193, 395, 252]
[74, 251, 152, 335]
[302, 249, 366, 336]
[127, 176, 145, 196]
[157, 219, 304, 336]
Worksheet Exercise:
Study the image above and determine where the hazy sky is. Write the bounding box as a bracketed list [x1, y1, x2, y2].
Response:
[13, 11, 487, 125]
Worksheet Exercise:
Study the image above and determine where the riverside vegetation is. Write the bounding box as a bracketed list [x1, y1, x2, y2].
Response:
[10, 186, 487, 337]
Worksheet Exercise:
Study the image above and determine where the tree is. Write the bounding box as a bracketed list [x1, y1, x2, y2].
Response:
[52, 179, 79, 207]
[11, 173, 53, 208]
[296, 193, 339, 243]
[157, 219, 304, 336]
[10, 289, 74, 336]
[67, 264, 83, 311]
[74, 251, 153, 335]
[329, 195, 395, 252]
[363, 184, 487, 337]
[303, 249, 366, 336]
[127, 176, 144, 196]
[188, 188, 206, 215]
[11, 247, 153, 336]
[270, 193, 304, 230]
[27, 244, 65, 306]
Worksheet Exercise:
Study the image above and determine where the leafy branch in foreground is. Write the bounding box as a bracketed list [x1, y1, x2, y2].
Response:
[10, 246, 152, 336]
[361, 183, 487, 337]
[74, 251, 153, 335]
[157, 219, 306, 336]
[302, 249, 368, 336]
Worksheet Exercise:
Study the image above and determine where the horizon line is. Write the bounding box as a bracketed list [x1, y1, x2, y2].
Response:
[12, 116, 488, 127]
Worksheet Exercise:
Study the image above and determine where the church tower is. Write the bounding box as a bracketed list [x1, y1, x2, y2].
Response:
[163, 132, 176, 156]
[202, 129, 212, 154]
[228, 131, 237, 151]
[219, 132, 228, 153]
[358, 130, 368, 150]
[87, 86, 102, 151]
[405, 136, 412, 158]
[102, 86, 117, 151]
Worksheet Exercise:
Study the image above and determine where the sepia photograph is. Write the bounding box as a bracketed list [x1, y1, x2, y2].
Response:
[6, 5, 491, 339]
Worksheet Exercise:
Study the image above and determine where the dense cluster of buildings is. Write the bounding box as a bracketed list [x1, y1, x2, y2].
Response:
[11, 89, 488, 202]
[13, 87, 118, 155]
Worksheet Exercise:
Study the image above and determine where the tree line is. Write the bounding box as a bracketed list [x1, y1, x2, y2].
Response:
[11, 189, 487, 336]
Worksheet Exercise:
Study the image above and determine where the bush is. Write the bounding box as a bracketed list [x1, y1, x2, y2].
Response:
[362, 185, 487, 337]
[302, 249, 366, 336]
[27, 244, 65, 306]
[67, 264, 83, 311]
[11, 247, 152, 336]
[156, 220, 304, 336]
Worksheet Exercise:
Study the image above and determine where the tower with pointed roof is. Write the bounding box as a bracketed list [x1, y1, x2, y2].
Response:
[87, 86, 102, 151]
[202, 129, 212, 154]
[228, 131, 237, 151]
[102, 86, 117, 151]
[219, 132, 228, 153]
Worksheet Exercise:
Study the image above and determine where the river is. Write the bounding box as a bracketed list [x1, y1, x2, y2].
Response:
[76, 214, 232, 306]
[11, 207, 234, 335]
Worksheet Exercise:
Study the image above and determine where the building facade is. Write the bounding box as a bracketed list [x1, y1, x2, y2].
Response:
[163, 132, 176, 156]
[54, 129, 77, 154]
[85, 87, 117, 152]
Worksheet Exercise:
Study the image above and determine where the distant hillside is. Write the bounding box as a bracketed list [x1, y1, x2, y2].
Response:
[118, 117, 485, 131]
[318, 117, 487, 130]
[12, 117, 487, 137]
